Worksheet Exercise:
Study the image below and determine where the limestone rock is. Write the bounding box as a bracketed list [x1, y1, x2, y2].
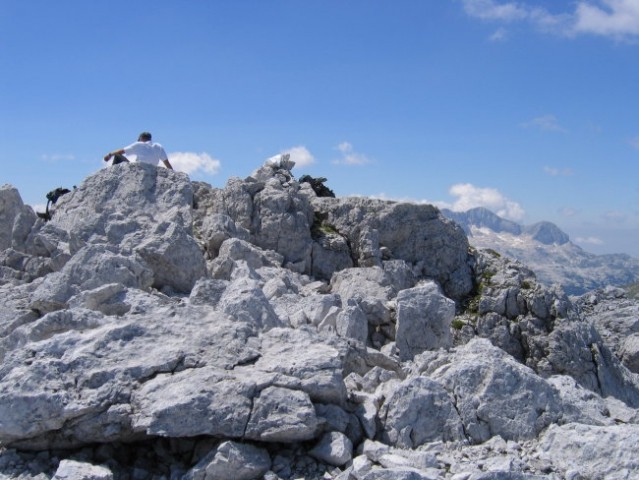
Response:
[621, 334, 639, 373]
[395, 281, 455, 361]
[185, 441, 271, 480]
[537, 423, 639, 479]
[378, 375, 465, 447]
[0, 185, 37, 252]
[4, 161, 639, 479]
[428, 339, 564, 443]
[313, 197, 473, 299]
[244, 386, 318, 442]
[309, 432, 353, 467]
[330, 267, 394, 326]
[52, 459, 113, 480]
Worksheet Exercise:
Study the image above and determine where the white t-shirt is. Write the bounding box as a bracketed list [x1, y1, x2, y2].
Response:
[123, 141, 168, 165]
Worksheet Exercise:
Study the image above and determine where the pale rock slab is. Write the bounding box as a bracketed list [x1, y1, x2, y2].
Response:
[378, 375, 465, 447]
[184, 440, 271, 480]
[244, 386, 318, 442]
[537, 423, 639, 479]
[52, 459, 113, 480]
[429, 339, 564, 443]
[395, 281, 455, 361]
[309, 431, 353, 466]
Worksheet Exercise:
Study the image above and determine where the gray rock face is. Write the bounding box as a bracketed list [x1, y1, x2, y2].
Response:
[427, 339, 564, 444]
[315, 197, 473, 300]
[0, 185, 37, 253]
[537, 423, 639, 479]
[3, 160, 639, 479]
[310, 432, 353, 466]
[395, 281, 455, 361]
[378, 376, 465, 447]
[185, 440, 271, 480]
[52, 460, 113, 480]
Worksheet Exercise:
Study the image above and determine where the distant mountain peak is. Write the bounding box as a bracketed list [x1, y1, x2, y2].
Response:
[441, 207, 639, 295]
[523, 221, 570, 246]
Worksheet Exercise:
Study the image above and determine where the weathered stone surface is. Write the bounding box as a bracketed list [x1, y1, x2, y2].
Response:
[378, 376, 465, 447]
[132, 367, 256, 438]
[330, 267, 394, 326]
[215, 277, 283, 331]
[336, 304, 368, 343]
[244, 386, 318, 442]
[52, 459, 113, 480]
[621, 334, 639, 373]
[310, 432, 353, 466]
[313, 197, 473, 299]
[427, 339, 564, 443]
[395, 281, 455, 361]
[0, 185, 39, 253]
[537, 423, 639, 480]
[185, 441, 271, 480]
[29, 245, 153, 313]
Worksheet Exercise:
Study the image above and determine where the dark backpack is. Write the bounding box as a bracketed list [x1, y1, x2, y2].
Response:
[37, 187, 72, 221]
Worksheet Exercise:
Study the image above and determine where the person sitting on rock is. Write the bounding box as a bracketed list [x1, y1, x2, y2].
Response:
[103, 132, 174, 170]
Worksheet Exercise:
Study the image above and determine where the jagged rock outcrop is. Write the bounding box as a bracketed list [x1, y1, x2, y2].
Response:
[2, 159, 639, 480]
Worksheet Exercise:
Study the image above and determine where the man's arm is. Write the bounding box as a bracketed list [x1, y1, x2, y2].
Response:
[162, 158, 174, 170]
[104, 149, 125, 162]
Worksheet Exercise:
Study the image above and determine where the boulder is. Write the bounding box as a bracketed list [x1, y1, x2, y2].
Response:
[244, 386, 318, 442]
[0, 185, 37, 252]
[378, 376, 465, 447]
[313, 197, 473, 299]
[52, 459, 113, 480]
[330, 267, 394, 326]
[428, 339, 564, 443]
[395, 281, 455, 361]
[309, 432, 353, 467]
[537, 423, 639, 480]
[184, 441, 271, 480]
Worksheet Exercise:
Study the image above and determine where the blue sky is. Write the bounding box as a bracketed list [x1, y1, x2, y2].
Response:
[1, 0, 638, 257]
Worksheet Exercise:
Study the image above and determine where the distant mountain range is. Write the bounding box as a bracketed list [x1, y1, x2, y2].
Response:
[441, 207, 639, 296]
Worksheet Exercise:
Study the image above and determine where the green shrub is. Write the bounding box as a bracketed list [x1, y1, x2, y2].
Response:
[451, 319, 465, 330]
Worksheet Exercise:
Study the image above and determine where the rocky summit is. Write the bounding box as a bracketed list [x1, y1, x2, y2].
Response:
[1, 159, 639, 480]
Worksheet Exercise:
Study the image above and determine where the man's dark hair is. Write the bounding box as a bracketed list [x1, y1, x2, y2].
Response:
[138, 132, 152, 142]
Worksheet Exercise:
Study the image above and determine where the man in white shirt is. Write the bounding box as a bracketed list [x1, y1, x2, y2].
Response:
[104, 132, 174, 170]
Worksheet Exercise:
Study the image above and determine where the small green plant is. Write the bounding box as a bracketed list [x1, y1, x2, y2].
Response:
[626, 282, 639, 300]
[521, 280, 533, 290]
[311, 211, 339, 238]
[481, 271, 495, 285]
[451, 319, 465, 330]
[485, 248, 501, 258]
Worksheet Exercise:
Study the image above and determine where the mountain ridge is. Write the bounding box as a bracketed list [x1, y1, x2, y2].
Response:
[1, 161, 639, 479]
[442, 206, 639, 295]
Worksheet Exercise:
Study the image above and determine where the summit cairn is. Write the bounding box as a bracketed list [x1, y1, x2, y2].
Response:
[1, 160, 639, 479]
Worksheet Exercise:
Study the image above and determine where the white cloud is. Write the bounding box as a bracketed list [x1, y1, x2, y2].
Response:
[489, 27, 509, 41]
[462, 0, 528, 21]
[461, 0, 639, 40]
[558, 207, 580, 217]
[544, 166, 574, 176]
[438, 183, 526, 221]
[575, 236, 604, 245]
[333, 142, 371, 166]
[268, 146, 315, 167]
[574, 0, 639, 38]
[522, 114, 567, 133]
[41, 154, 75, 162]
[602, 210, 627, 223]
[168, 151, 221, 175]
